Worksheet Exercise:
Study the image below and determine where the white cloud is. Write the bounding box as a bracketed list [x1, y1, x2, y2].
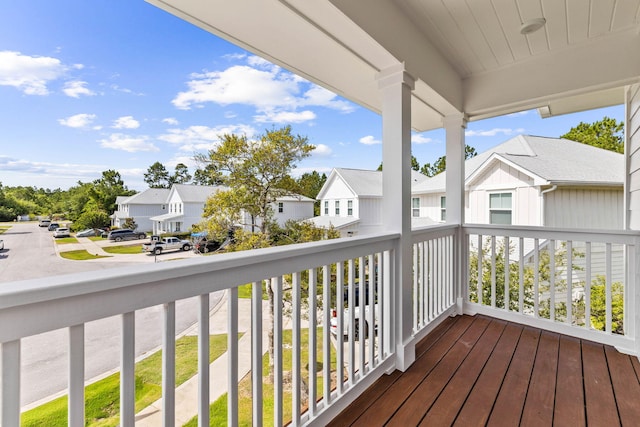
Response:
[172, 57, 356, 124]
[312, 144, 333, 157]
[0, 51, 68, 95]
[359, 135, 381, 145]
[412, 134, 434, 144]
[0, 155, 107, 178]
[158, 124, 257, 151]
[465, 128, 525, 137]
[112, 116, 140, 129]
[58, 113, 97, 129]
[255, 110, 316, 124]
[99, 134, 158, 152]
[63, 80, 95, 98]
[162, 117, 179, 125]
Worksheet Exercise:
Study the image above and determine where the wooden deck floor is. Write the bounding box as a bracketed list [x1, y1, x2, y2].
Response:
[329, 314, 640, 426]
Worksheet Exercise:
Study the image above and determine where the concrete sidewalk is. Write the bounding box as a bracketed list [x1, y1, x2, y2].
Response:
[134, 295, 275, 426]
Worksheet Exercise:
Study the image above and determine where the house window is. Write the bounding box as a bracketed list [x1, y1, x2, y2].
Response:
[175, 222, 181, 232]
[412, 198, 420, 217]
[489, 193, 512, 225]
[335, 200, 340, 215]
[179, 204, 182, 213]
[440, 196, 446, 221]
[347, 200, 353, 216]
[324, 201, 329, 215]
[278, 202, 284, 213]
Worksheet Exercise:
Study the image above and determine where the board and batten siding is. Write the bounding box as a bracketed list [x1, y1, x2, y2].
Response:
[545, 189, 623, 230]
[467, 161, 539, 225]
[627, 84, 640, 230]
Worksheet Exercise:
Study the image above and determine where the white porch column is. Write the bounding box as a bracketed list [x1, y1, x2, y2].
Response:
[443, 114, 467, 314]
[377, 63, 415, 371]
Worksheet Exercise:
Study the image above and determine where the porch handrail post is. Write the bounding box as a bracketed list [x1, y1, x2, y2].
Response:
[443, 113, 467, 314]
[377, 63, 416, 371]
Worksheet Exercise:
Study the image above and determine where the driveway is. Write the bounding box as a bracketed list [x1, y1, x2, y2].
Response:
[0, 222, 222, 408]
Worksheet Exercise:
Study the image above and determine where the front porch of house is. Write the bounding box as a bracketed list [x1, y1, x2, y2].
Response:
[2, 223, 639, 426]
[330, 314, 640, 426]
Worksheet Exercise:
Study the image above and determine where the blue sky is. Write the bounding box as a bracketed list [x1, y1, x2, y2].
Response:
[0, 1, 624, 191]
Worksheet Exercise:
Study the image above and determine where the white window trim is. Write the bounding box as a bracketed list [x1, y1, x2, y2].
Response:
[412, 197, 420, 218]
[488, 191, 514, 225]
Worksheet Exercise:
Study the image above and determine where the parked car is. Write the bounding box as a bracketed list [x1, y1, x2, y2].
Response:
[76, 228, 106, 238]
[330, 282, 378, 341]
[48, 222, 60, 231]
[38, 218, 51, 227]
[0, 239, 4, 251]
[195, 238, 221, 253]
[53, 228, 70, 238]
[107, 229, 146, 242]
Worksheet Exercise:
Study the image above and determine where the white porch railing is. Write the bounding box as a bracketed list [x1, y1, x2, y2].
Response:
[3, 223, 638, 426]
[1, 233, 403, 427]
[463, 224, 640, 354]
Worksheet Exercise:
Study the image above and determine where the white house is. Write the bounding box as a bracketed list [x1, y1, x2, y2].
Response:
[110, 188, 171, 232]
[117, 184, 316, 235]
[310, 168, 431, 236]
[413, 135, 624, 230]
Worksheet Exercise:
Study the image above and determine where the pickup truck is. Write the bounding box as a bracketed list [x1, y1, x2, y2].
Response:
[142, 237, 192, 255]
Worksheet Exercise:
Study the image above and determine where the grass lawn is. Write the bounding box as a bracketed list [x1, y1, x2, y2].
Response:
[184, 328, 337, 426]
[238, 283, 268, 300]
[89, 236, 105, 242]
[21, 333, 242, 427]
[102, 244, 143, 255]
[54, 237, 78, 244]
[0, 225, 10, 234]
[59, 250, 111, 260]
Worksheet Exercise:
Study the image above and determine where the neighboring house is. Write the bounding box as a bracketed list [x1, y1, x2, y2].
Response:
[309, 168, 431, 237]
[150, 184, 224, 235]
[110, 188, 171, 232]
[412, 135, 624, 230]
[113, 184, 315, 235]
[240, 194, 315, 231]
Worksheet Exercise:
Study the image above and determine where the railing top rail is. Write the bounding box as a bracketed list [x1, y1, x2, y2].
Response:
[411, 223, 459, 243]
[0, 232, 399, 311]
[463, 223, 640, 245]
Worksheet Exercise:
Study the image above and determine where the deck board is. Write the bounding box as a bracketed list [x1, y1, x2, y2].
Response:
[331, 314, 640, 426]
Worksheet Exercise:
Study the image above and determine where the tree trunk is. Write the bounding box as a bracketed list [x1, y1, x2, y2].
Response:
[266, 278, 275, 384]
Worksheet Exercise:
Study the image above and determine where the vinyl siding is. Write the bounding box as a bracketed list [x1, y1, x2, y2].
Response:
[545, 189, 623, 230]
[627, 84, 640, 229]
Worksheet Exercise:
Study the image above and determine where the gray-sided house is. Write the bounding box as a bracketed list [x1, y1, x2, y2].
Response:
[111, 188, 171, 232]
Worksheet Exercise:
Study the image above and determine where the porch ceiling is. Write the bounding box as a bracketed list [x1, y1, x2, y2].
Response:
[148, 0, 640, 130]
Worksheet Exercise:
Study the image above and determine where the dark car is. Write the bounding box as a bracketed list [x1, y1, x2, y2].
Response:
[107, 229, 147, 242]
[195, 238, 221, 253]
[48, 222, 60, 231]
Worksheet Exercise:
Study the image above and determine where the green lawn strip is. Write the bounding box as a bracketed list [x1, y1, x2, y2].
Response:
[102, 244, 144, 254]
[238, 283, 268, 300]
[54, 237, 79, 244]
[185, 327, 337, 426]
[0, 226, 10, 234]
[59, 250, 111, 260]
[21, 333, 242, 427]
[89, 236, 105, 242]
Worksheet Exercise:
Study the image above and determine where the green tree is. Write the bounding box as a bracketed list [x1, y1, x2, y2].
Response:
[196, 125, 314, 233]
[74, 210, 110, 231]
[144, 162, 170, 188]
[560, 116, 624, 153]
[421, 145, 477, 177]
[91, 170, 135, 214]
[169, 163, 192, 185]
[193, 163, 224, 186]
[196, 125, 315, 383]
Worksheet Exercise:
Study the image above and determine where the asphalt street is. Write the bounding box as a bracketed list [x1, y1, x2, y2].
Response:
[0, 222, 223, 408]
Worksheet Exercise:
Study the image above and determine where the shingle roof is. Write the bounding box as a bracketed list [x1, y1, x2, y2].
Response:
[331, 167, 429, 197]
[122, 188, 171, 204]
[172, 184, 225, 203]
[413, 135, 623, 193]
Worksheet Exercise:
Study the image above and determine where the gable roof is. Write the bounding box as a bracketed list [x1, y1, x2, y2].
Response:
[317, 167, 429, 199]
[121, 188, 171, 205]
[413, 135, 624, 194]
[171, 184, 225, 203]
